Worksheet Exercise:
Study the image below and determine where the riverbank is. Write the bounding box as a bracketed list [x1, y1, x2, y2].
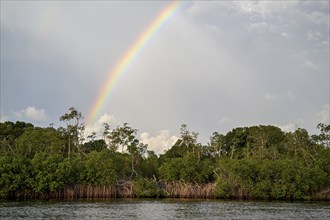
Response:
[4, 181, 330, 201]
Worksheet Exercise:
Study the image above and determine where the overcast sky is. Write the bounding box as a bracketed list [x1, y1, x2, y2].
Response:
[1, 1, 329, 154]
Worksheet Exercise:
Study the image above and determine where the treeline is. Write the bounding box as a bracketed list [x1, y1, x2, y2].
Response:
[0, 108, 329, 200]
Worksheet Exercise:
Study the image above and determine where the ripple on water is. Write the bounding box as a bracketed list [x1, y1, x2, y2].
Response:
[0, 199, 329, 220]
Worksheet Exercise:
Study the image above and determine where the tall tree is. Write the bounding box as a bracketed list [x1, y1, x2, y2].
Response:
[209, 132, 225, 158]
[313, 123, 330, 147]
[59, 107, 84, 158]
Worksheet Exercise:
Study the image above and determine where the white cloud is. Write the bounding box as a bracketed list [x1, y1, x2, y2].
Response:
[204, 24, 223, 37]
[264, 91, 296, 102]
[304, 60, 319, 70]
[291, 50, 319, 70]
[321, 40, 329, 46]
[277, 122, 297, 132]
[25, 106, 47, 120]
[140, 130, 178, 155]
[307, 30, 322, 41]
[0, 114, 9, 122]
[186, 1, 298, 20]
[84, 113, 122, 139]
[247, 22, 273, 33]
[286, 90, 296, 100]
[2, 1, 329, 145]
[264, 92, 278, 101]
[85, 115, 178, 154]
[304, 11, 329, 25]
[218, 117, 231, 126]
[316, 105, 330, 124]
[234, 1, 298, 18]
[14, 106, 48, 121]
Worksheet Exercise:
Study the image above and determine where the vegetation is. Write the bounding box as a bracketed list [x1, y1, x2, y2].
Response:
[0, 108, 329, 200]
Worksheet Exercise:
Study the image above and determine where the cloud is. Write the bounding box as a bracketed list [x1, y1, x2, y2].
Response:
[304, 11, 329, 25]
[140, 130, 178, 155]
[277, 122, 297, 132]
[291, 50, 320, 70]
[247, 22, 273, 33]
[286, 90, 296, 100]
[14, 106, 48, 121]
[304, 60, 319, 70]
[316, 105, 330, 124]
[218, 117, 231, 126]
[234, 1, 298, 18]
[0, 114, 9, 122]
[84, 113, 122, 139]
[264, 91, 296, 102]
[1, 1, 329, 146]
[264, 93, 278, 101]
[84, 114, 179, 155]
[307, 30, 322, 41]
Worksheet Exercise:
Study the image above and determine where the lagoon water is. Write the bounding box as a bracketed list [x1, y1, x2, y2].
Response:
[0, 199, 329, 220]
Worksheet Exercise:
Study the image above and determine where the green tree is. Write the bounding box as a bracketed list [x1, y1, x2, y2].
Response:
[0, 121, 34, 156]
[107, 123, 146, 178]
[159, 153, 214, 183]
[312, 123, 330, 147]
[139, 150, 160, 179]
[30, 153, 64, 192]
[82, 139, 107, 154]
[59, 107, 84, 158]
[16, 127, 65, 158]
[246, 125, 285, 159]
[0, 156, 30, 198]
[82, 149, 117, 185]
[225, 127, 248, 159]
[209, 132, 225, 158]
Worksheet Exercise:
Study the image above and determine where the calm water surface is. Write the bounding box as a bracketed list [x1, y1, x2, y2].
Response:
[0, 199, 329, 220]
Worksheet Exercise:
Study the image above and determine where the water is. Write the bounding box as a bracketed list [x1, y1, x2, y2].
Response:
[0, 199, 329, 220]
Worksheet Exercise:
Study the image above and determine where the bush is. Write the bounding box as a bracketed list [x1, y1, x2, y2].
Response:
[134, 177, 167, 198]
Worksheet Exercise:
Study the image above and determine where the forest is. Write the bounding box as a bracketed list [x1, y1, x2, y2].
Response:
[0, 107, 329, 200]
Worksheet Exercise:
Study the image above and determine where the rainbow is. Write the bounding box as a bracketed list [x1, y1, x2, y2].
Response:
[86, 1, 183, 125]
[34, 2, 61, 39]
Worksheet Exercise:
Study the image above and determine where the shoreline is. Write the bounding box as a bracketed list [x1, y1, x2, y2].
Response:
[3, 182, 330, 201]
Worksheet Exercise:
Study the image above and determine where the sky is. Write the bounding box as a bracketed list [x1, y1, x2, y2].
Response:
[1, 1, 329, 154]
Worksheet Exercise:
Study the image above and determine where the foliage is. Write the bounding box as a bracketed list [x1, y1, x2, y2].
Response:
[0, 108, 329, 200]
[134, 177, 167, 198]
[159, 153, 214, 183]
[214, 158, 329, 200]
[81, 150, 117, 185]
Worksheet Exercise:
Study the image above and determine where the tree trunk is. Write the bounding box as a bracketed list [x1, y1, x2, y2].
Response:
[68, 135, 71, 159]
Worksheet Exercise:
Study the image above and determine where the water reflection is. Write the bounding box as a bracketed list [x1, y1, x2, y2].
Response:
[0, 199, 329, 220]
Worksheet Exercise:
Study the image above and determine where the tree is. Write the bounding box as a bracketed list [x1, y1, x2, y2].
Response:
[180, 124, 198, 147]
[0, 121, 34, 156]
[30, 153, 64, 192]
[59, 107, 84, 158]
[16, 127, 65, 158]
[312, 123, 330, 147]
[209, 132, 225, 158]
[81, 139, 107, 154]
[225, 127, 247, 159]
[139, 150, 159, 179]
[107, 123, 137, 153]
[159, 153, 214, 183]
[102, 123, 111, 143]
[284, 128, 312, 160]
[0, 155, 30, 197]
[107, 123, 146, 178]
[82, 150, 117, 185]
[246, 125, 285, 159]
